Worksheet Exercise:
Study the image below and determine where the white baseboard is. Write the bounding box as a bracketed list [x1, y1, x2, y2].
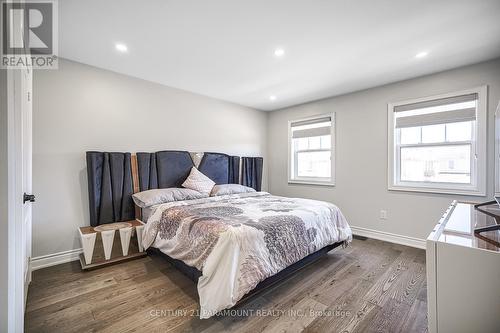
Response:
[31, 248, 82, 271]
[350, 226, 426, 250]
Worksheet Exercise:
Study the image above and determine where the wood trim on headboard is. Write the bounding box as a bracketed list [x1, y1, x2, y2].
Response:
[131, 154, 141, 219]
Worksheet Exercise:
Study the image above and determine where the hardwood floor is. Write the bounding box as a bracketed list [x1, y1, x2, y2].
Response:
[25, 238, 428, 332]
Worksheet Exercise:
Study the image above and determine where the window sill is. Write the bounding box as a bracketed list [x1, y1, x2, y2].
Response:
[388, 184, 485, 197]
[288, 179, 335, 187]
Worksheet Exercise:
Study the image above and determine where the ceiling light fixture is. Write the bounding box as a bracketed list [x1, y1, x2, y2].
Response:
[269, 95, 277, 101]
[115, 43, 128, 53]
[415, 51, 428, 59]
[274, 48, 285, 57]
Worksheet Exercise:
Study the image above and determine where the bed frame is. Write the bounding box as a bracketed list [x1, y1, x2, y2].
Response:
[86, 150, 343, 306]
[147, 242, 342, 306]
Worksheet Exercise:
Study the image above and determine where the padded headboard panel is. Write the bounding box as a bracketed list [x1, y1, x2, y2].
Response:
[86, 152, 135, 227]
[136, 151, 240, 192]
[136, 151, 194, 191]
[198, 152, 240, 185]
[241, 157, 264, 191]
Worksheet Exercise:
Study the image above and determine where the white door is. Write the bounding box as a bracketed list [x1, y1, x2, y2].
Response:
[9, 61, 33, 329]
[6, 8, 33, 331]
[21, 64, 33, 299]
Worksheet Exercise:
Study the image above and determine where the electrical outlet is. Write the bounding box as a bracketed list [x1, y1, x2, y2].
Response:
[380, 210, 388, 220]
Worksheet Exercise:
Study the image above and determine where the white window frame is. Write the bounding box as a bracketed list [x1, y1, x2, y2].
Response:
[288, 113, 336, 186]
[388, 86, 487, 196]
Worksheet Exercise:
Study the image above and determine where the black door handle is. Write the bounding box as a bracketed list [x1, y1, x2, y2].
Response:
[23, 193, 35, 203]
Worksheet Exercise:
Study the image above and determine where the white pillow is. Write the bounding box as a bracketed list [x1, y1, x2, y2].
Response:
[182, 167, 216, 195]
[210, 184, 256, 197]
[132, 188, 207, 208]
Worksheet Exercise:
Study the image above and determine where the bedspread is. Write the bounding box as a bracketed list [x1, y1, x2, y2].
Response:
[142, 192, 352, 318]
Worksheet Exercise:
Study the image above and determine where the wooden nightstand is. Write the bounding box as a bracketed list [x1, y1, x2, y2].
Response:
[78, 219, 147, 270]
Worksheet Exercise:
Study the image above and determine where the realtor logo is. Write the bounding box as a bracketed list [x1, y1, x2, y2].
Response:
[1, 0, 58, 69]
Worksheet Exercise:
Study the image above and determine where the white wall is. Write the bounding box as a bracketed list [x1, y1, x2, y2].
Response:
[33, 59, 267, 258]
[267, 58, 500, 242]
[0, 69, 9, 332]
[33, 57, 500, 258]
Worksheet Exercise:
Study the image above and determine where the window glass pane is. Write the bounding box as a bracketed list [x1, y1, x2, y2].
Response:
[297, 151, 331, 178]
[293, 137, 309, 150]
[400, 145, 471, 184]
[320, 135, 331, 149]
[421, 124, 445, 143]
[446, 121, 472, 142]
[308, 136, 321, 150]
[400, 127, 421, 144]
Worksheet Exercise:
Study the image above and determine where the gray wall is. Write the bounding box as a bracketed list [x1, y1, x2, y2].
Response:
[0, 69, 9, 332]
[33, 59, 268, 258]
[267, 58, 500, 241]
[33, 57, 500, 258]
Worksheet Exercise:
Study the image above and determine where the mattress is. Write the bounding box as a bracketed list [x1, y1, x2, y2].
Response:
[141, 204, 161, 222]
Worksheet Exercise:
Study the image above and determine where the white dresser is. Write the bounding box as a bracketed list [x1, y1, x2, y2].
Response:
[426, 201, 500, 333]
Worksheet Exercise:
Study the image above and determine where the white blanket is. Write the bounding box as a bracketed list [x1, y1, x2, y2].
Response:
[142, 192, 352, 318]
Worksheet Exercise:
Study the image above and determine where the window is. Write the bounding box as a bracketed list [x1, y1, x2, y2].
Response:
[388, 87, 487, 195]
[288, 114, 335, 185]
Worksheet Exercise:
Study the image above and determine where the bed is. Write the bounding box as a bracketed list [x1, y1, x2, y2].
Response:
[86, 150, 352, 319]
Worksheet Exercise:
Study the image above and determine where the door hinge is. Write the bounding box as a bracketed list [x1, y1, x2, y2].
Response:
[27, 91, 31, 102]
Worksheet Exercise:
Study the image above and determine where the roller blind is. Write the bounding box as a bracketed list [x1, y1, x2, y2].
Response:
[291, 116, 331, 139]
[395, 93, 477, 129]
[394, 93, 477, 112]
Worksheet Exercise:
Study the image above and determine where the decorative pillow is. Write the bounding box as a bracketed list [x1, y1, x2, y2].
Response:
[210, 184, 256, 197]
[132, 188, 207, 208]
[182, 167, 216, 195]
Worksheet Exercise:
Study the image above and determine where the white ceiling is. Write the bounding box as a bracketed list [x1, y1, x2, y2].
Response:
[60, 0, 500, 111]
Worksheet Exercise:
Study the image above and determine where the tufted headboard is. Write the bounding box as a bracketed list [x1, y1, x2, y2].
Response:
[86, 152, 136, 227]
[86, 150, 252, 226]
[135, 151, 240, 192]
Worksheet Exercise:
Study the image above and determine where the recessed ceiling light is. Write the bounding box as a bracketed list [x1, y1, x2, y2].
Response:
[269, 95, 277, 101]
[274, 48, 285, 57]
[115, 43, 128, 53]
[415, 51, 428, 59]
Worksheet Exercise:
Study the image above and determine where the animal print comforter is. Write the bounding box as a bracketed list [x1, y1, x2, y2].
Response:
[142, 192, 352, 318]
